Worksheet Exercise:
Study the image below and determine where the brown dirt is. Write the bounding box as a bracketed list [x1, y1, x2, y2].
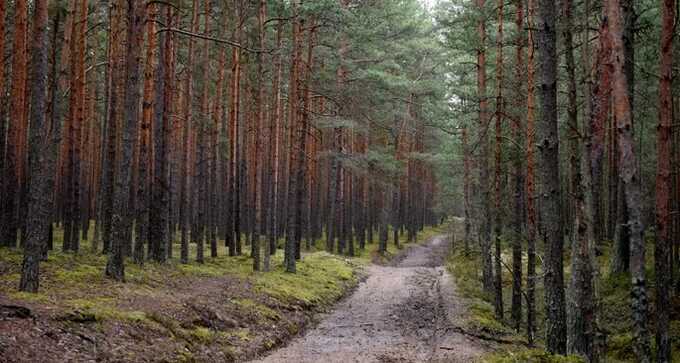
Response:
[0, 273, 345, 363]
[251, 235, 490, 363]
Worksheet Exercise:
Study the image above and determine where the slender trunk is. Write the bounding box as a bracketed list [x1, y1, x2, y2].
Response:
[19, 0, 50, 293]
[268, 20, 284, 259]
[180, 0, 199, 264]
[150, 6, 172, 263]
[106, 0, 144, 281]
[2, 0, 28, 248]
[510, 0, 524, 332]
[252, 0, 267, 271]
[493, 0, 504, 320]
[476, 0, 493, 295]
[654, 0, 675, 361]
[136, 4, 157, 264]
[537, 0, 566, 353]
[606, 0, 651, 360]
[285, 1, 302, 273]
[525, 0, 537, 345]
[463, 127, 472, 255]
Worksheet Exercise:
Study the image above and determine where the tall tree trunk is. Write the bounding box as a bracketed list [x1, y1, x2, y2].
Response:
[252, 0, 267, 271]
[106, 0, 143, 281]
[0, 0, 5, 207]
[510, 0, 524, 332]
[476, 0, 493, 295]
[537, 0, 566, 353]
[2, 0, 28, 248]
[19, 0, 50, 293]
[136, 4, 158, 264]
[227, 1, 242, 257]
[493, 0, 504, 320]
[150, 5, 172, 263]
[654, 0, 675, 361]
[562, 0, 579, 239]
[525, 0, 537, 344]
[180, 0, 200, 264]
[611, 0, 635, 273]
[285, 0, 302, 273]
[463, 126, 472, 255]
[605, 0, 651, 360]
[268, 19, 284, 260]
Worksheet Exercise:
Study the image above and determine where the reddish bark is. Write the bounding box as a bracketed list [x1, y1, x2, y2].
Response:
[654, 0, 675, 360]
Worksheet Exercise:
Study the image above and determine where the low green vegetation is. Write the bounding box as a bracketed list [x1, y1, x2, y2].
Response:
[448, 229, 680, 362]
[482, 349, 584, 363]
[0, 223, 442, 361]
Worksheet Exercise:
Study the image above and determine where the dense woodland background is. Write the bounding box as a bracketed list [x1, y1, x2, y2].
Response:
[0, 0, 678, 361]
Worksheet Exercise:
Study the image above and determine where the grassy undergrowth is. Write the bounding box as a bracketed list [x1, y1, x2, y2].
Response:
[447, 222, 680, 362]
[0, 222, 443, 361]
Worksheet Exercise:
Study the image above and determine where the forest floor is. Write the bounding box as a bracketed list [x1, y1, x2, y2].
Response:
[446, 218, 680, 363]
[252, 234, 491, 363]
[0, 226, 446, 362]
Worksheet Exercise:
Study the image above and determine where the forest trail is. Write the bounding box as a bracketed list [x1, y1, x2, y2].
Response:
[253, 235, 488, 363]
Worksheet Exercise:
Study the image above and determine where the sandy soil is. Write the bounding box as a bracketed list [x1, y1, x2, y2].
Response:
[252, 235, 489, 363]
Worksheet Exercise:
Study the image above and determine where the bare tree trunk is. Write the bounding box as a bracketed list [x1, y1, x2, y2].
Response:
[605, 0, 651, 360]
[463, 126, 472, 255]
[2, 0, 28, 248]
[493, 0, 504, 320]
[180, 0, 199, 264]
[537, 0, 566, 353]
[654, 0, 675, 361]
[525, 0, 538, 345]
[476, 0, 493, 295]
[106, 0, 143, 281]
[510, 0, 524, 332]
[19, 0, 50, 293]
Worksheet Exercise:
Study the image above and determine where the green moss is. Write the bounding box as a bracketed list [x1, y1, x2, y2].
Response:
[483, 349, 585, 363]
[231, 298, 281, 321]
[253, 252, 356, 306]
[606, 334, 634, 362]
[9, 290, 50, 304]
[222, 328, 252, 342]
[188, 327, 215, 343]
[65, 297, 147, 322]
[467, 301, 512, 335]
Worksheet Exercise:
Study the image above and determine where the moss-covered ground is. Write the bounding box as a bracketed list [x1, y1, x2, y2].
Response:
[446, 220, 680, 363]
[0, 223, 443, 362]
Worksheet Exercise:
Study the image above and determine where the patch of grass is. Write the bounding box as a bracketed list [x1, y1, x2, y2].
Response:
[254, 252, 357, 307]
[482, 349, 585, 363]
[0, 222, 444, 361]
[231, 298, 281, 321]
[606, 333, 634, 362]
[188, 326, 215, 343]
[221, 328, 252, 342]
[468, 300, 513, 336]
[9, 290, 51, 304]
[64, 297, 147, 322]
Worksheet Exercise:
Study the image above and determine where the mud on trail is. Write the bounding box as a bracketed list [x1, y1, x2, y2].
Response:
[252, 235, 490, 363]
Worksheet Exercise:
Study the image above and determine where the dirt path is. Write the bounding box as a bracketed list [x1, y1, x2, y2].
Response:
[252, 235, 489, 363]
